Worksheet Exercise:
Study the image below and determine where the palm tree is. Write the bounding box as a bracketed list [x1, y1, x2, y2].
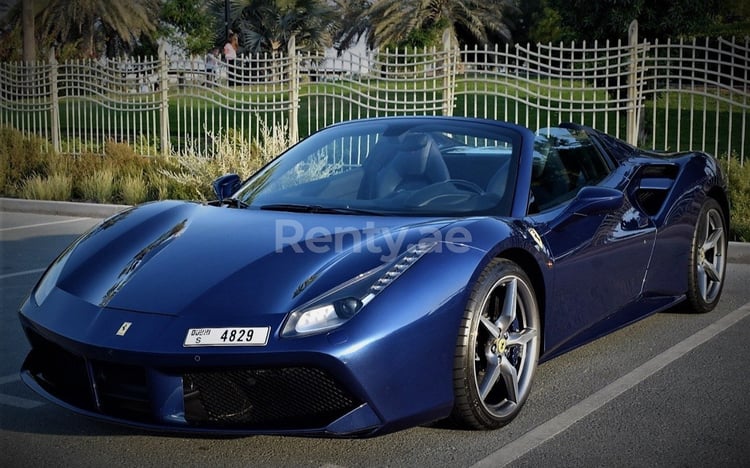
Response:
[214, 0, 340, 55]
[331, 0, 370, 50]
[336, 0, 518, 50]
[38, 0, 160, 58]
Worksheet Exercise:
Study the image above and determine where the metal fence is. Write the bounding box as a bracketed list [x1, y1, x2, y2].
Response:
[1, 23, 747, 164]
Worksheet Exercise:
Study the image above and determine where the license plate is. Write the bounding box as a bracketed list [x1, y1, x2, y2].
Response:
[183, 327, 270, 347]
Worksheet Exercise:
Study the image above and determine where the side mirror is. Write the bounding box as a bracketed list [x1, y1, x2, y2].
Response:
[212, 173, 241, 201]
[551, 186, 624, 231]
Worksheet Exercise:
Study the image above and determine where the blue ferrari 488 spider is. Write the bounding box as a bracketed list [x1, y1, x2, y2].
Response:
[19, 116, 728, 437]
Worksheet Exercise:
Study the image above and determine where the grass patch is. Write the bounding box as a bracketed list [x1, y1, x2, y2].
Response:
[20, 173, 72, 201]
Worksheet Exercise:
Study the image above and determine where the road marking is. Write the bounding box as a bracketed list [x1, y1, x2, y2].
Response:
[0, 268, 46, 280]
[471, 301, 750, 468]
[0, 373, 46, 409]
[0, 217, 90, 232]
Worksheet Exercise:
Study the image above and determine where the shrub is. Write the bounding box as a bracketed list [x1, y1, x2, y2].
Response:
[60, 143, 153, 201]
[130, 134, 160, 157]
[119, 174, 149, 205]
[105, 140, 151, 177]
[20, 173, 73, 201]
[78, 168, 116, 203]
[0, 123, 291, 202]
[720, 155, 750, 242]
[0, 126, 53, 196]
[140, 164, 170, 200]
[159, 122, 286, 200]
[67, 153, 107, 196]
[59, 137, 102, 155]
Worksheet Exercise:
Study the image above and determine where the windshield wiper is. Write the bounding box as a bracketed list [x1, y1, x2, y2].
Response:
[218, 197, 249, 208]
[259, 203, 382, 215]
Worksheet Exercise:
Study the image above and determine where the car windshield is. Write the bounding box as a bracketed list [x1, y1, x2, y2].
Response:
[235, 118, 522, 217]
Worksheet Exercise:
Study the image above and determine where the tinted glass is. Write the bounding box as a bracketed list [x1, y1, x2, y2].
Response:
[235, 119, 522, 217]
[530, 127, 612, 211]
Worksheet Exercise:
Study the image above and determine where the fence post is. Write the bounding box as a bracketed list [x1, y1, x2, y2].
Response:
[48, 48, 60, 153]
[442, 29, 455, 116]
[158, 43, 170, 157]
[626, 20, 639, 145]
[288, 35, 299, 144]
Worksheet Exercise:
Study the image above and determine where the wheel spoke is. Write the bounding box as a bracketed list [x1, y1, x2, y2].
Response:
[478, 354, 502, 400]
[697, 264, 708, 299]
[480, 315, 500, 338]
[496, 278, 518, 332]
[499, 355, 519, 404]
[507, 328, 538, 347]
[701, 258, 721, 282]
[702, 226, 723, 253]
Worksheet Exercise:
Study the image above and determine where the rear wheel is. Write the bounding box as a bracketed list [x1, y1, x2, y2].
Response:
[686, 198, 727, 313]
[452, 258, 540, 429]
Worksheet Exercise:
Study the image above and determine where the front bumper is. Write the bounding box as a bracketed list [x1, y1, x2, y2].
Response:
[18, 278, 463, 437]
[21, 323, 381, 436]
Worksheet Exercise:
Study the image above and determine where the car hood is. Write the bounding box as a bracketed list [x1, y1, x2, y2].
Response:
[53, 201, 457, 317]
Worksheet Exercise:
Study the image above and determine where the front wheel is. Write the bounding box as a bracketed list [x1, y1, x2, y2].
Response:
[452, 258, 541, 429]
[686, 198, 728, 313]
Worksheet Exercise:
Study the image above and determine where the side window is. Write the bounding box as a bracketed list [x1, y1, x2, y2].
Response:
[531, 127, 611, 211]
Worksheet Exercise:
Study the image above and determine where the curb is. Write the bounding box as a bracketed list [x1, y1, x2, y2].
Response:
[0, 197, 130, 218]
[729, 240, 750, 264]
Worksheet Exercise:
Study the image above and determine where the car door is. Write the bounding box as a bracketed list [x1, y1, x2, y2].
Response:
[525, 127, 656, 355]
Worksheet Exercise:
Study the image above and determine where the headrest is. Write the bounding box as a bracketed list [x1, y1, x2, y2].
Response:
[399, 133, 430, 151]
[393, 134, 434, 175]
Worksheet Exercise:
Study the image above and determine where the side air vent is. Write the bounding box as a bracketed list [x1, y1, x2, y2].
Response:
[633, 164, 679, 216]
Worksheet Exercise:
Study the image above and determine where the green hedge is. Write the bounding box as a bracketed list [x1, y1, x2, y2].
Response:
[721, 156, 750, 242]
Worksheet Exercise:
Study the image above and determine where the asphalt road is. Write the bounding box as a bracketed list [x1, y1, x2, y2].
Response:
[1, 208, 749, 468]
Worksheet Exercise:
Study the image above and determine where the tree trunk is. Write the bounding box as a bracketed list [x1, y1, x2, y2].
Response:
[86, 18, 96, 58]
[22, 0, 36, 62]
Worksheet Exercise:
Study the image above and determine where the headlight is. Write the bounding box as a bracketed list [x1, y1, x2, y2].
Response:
[281, 241, 436, 337]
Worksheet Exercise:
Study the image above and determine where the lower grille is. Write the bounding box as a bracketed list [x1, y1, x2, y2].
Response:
[92, 361, 151, 421]
[23, 328, 152, 421]
[183, 367, 360, 429]
[23, 330, 96, 411]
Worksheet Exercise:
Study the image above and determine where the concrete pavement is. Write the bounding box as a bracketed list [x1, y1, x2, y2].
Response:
[0, 197, 130, 218]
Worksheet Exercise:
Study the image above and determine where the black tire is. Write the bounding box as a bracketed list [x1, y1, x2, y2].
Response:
[686, 198, 728, 313]
[451, 258, 541, 429]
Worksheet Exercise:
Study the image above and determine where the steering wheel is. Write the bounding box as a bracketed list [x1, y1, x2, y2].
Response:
[446, 179, 485, 194]
[404, 179, 484, 207]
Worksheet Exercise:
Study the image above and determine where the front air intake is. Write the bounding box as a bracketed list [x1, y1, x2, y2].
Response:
[183, 367, 360, 429]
